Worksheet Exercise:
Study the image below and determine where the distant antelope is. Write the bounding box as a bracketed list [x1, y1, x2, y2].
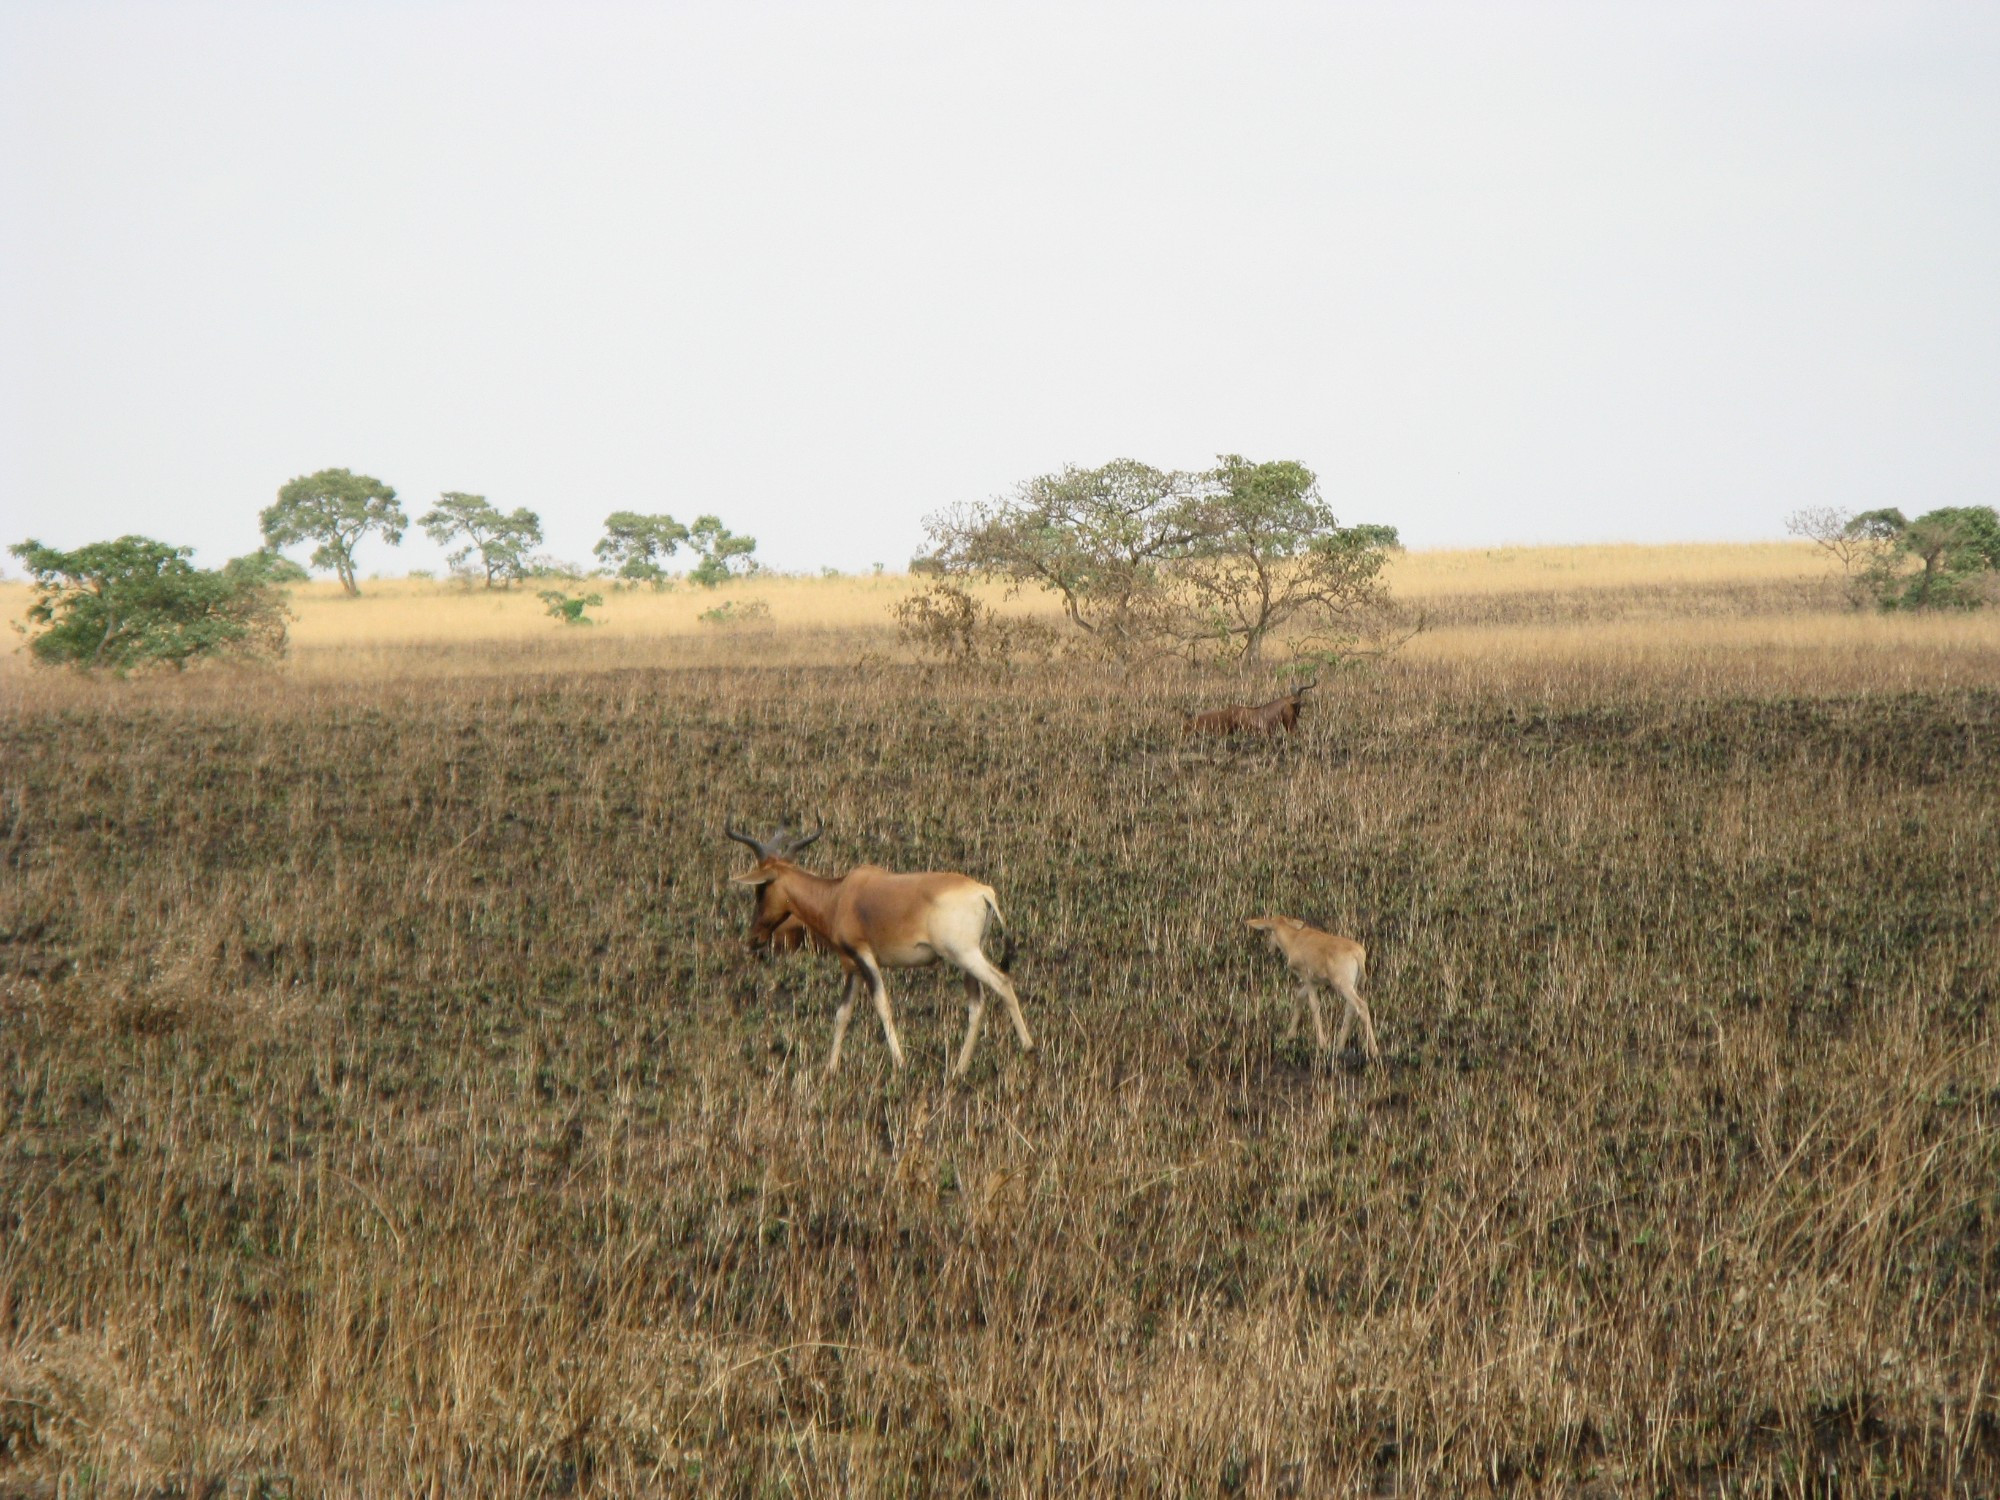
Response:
[1245, 914, 1379, 1062]
[724, 821, 1035, 1078]
[1185, 681, 1315, 737]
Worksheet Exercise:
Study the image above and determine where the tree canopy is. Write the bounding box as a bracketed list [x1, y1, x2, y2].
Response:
[260, 468, 405, 596]
[10, 536, 291, 672]
[419, 493, 543, 588]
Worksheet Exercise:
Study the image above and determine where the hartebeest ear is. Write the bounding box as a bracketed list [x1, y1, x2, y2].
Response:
[729, 869, 779, 888]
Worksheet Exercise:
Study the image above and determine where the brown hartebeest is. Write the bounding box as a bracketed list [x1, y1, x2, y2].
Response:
[1184, 681, 1316, 737]
[1245, 914, 1379, 1062]
[724, 822, 1034, 1078]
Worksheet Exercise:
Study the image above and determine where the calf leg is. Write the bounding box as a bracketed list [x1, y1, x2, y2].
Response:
[1334, 977, 1380, 1060]
[1300, 980, 1331, 1052]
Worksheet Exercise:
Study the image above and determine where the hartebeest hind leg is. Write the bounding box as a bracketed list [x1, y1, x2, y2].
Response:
[955, 973, 988, 1078]
[943, 952, 1034, 1078]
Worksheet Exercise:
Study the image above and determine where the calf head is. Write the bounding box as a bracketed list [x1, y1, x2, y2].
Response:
[1245, 914, 1307, 954]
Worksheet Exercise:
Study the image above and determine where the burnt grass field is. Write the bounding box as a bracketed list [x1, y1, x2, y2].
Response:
[2, 649, 1998, 1495]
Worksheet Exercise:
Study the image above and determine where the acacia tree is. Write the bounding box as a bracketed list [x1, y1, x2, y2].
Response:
[687, 515, 758, 587]
[923, 459, 1196, 648]
[419, 492, 543, 588]
[595, 511, 690, 587]
[260, 468, 405, 595]
[919, 455, 1401, 664]
[9, 536, 291, 672]
[1164, 456, 1396, 663]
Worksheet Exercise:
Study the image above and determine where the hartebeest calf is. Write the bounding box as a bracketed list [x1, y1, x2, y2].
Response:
[1245, 914, 1380, 1061]
[1184, 681, 1316, 737]
[724, 822, 1034, 1078]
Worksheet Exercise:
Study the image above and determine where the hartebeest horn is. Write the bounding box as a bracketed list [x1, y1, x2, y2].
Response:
[724, 820, 775, 859]
[1293, 680, 1317, 696]
[782, 815, 824, 855]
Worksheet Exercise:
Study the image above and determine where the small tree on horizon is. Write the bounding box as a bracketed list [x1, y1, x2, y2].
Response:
[687, 515, 758, 587]
[595, 512, 690, 587]
[419, 492, 543, 588]
[260, 468, 405, 596]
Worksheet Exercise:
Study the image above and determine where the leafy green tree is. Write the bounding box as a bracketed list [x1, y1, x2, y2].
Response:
[9, 536, 291, 672]
[594, 512, 690, 587]
[419, 492, 543, 588]
[1845, 505, 2000, 610]
[687, 515, 758, 587]
[260, 468, 405, 596]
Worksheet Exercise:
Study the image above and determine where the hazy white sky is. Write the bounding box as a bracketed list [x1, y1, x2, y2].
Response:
[3, 2, 1997, 577]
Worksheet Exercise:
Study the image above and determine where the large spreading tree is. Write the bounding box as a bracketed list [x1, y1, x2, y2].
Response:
[920, 455, 1400, 663]
[260, 467, 406, 596]
[9, 536, 292, 672]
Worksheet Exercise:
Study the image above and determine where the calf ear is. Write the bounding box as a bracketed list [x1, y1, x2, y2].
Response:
[729, 870, 779, 888]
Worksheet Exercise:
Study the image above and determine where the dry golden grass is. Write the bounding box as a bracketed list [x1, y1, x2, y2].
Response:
[2, 543, 1998, 1495]
[0, 540, 1843, 679]
[1389, 541, 1826, 599]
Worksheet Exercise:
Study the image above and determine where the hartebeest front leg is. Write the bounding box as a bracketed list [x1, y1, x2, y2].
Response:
[854, 951, 908, 1070]
[826, 970, 860, 1076]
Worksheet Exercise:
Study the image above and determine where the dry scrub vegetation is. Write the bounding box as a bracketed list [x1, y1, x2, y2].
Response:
[2, 545, 1998, 1496]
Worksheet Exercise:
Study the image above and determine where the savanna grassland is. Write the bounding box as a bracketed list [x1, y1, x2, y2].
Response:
[2, 545, 1998, 1496]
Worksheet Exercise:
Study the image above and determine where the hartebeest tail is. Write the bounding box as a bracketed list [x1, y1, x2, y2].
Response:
[1184, 680, 1316, 737]
[1245, 913, 1379, 1061]
[725, 822, 1035, 1079]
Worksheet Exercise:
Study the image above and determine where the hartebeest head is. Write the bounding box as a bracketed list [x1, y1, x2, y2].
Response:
[724, 816, 824, 950]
